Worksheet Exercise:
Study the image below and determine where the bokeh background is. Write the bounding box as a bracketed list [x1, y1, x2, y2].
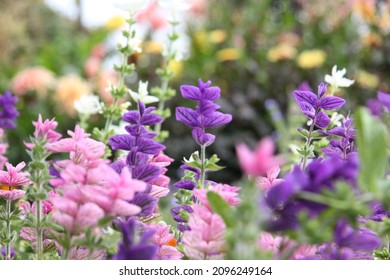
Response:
[1, 0, 390, 183]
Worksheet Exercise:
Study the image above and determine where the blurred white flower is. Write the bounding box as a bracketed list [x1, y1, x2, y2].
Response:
[325, 65, 354, 92]
[129, 38, 142, 53]
[129, 81, 159, 104]
[74, 94, 102, 116]
[111, 0, 150, 13]
[158, 0, 191, 16]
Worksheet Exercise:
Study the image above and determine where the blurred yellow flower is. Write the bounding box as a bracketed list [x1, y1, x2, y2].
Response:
[194, 30, 212, 53]
[217, 48, 241, 62]
[54, 75, 90, 116]
[296, 49, 326, 69]
[267, 43, 297, 62]
[168, 60, 184, 80]
[105, 16, 126, 31]
[356, 70, 379, 89]
[142, 41, 164, 54]
[209, 29, 227, 44]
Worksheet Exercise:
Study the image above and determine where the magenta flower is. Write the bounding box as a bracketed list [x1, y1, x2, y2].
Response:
[256, 165, 283, 190]
[236, 137, 284, 177]
[0, 162, 32, 201]
[182, 205, 226, 260]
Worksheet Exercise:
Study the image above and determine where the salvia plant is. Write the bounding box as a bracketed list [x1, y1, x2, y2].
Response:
[3, 5, 390, 261]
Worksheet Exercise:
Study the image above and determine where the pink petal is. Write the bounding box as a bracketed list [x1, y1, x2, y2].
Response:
[111, 199, 141, 216]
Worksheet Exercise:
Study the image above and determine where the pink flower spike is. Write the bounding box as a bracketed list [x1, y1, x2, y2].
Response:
[0, 162, 32, 187]
[257, 165, 284, 190]
[236, 137, 284, 177]
[194, 183, 240, 211]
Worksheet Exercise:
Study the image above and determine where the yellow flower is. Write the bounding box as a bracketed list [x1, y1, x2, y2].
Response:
[296, 49, 326, 69]
[168, 60, 184, 80]
[209, 30, 227, 44]
[355, 70, 379, 89]
[267, 43, 297, 62]
[142, 41, 164, 54]
[105, 16, 126, 31]
[54, 75, 90, 116]
[217, 48, 241, 62]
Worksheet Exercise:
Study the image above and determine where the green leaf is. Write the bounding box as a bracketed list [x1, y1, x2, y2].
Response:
[207, 191, 235, 228]
[355, 108, 388, 194]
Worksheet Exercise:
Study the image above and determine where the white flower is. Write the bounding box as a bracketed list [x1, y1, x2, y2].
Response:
[111, 0, 150, 13]
[129, 38, 142, 53]
[325, 65, 355, 91]
[158, 0, 191, 13]
[129, 81, 159, 104]
[74, 94, 102, 116]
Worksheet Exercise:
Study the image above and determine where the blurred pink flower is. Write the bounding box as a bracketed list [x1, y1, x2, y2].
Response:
[97, 71, 118, 104]
[11, 67, 55, 97]
[236, 137, 284, 177]
[84, 57, 101, 78]
[150, 224, 183, 260]
[182, 205, 226, 259]
[0, 143, 8, 170]
[189, 0, 207, 16]
[257, 165, 283, 190]
[136, 1, 168, 30]
[193, 183, 240, 211]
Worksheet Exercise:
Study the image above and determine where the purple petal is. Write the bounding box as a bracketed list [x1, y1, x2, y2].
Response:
[317, 83, 327, 98]
[141, 113, 163, 126]
[130, 192, 157, 217]
[180, 85, 201, 101]
[132, 164, 161, 183]
[319, 96, 345, 110]
[176, 107, 200, 127]
[110, 161, 126, 173]
[125, 125, 156, 138]
[202, 86, 221, 101]
[203, 111, 232, 128]
[123, 111, 140, 124]
[197, 100, 220, 116]
[293, 90, 318, 107]
[378, 91, 390, 113]
[174, 180, 196, 190]
[136, 137, 165, 155]
[298, 102, 316, 119]
[109, 134, 135, 150]
[191, 128, 215, 146]
[328, 127, 346, 137]
[314, 111, 331, 128]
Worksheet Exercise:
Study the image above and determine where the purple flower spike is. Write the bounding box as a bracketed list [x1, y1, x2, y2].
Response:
[293, 83, 345, 129]
[176, 79, 232, 145]
[174, 180, 196, 190]
[0, 91, 19, 129]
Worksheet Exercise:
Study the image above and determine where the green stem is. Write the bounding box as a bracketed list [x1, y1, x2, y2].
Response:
[301, 117, 316, 169]
[5, 199, 11, 260]
[199, 144, 206, 189]
[36, 198, 43, 260]
[154, 79, 169, 136]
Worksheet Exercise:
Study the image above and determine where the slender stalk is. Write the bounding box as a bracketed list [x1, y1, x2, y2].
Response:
[36, 198, 43, 260]
[301, 114, 317, 169]
[199, 144, 206, 189]
[5, 199, 11, 260]
[154, 78, 169, 136]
